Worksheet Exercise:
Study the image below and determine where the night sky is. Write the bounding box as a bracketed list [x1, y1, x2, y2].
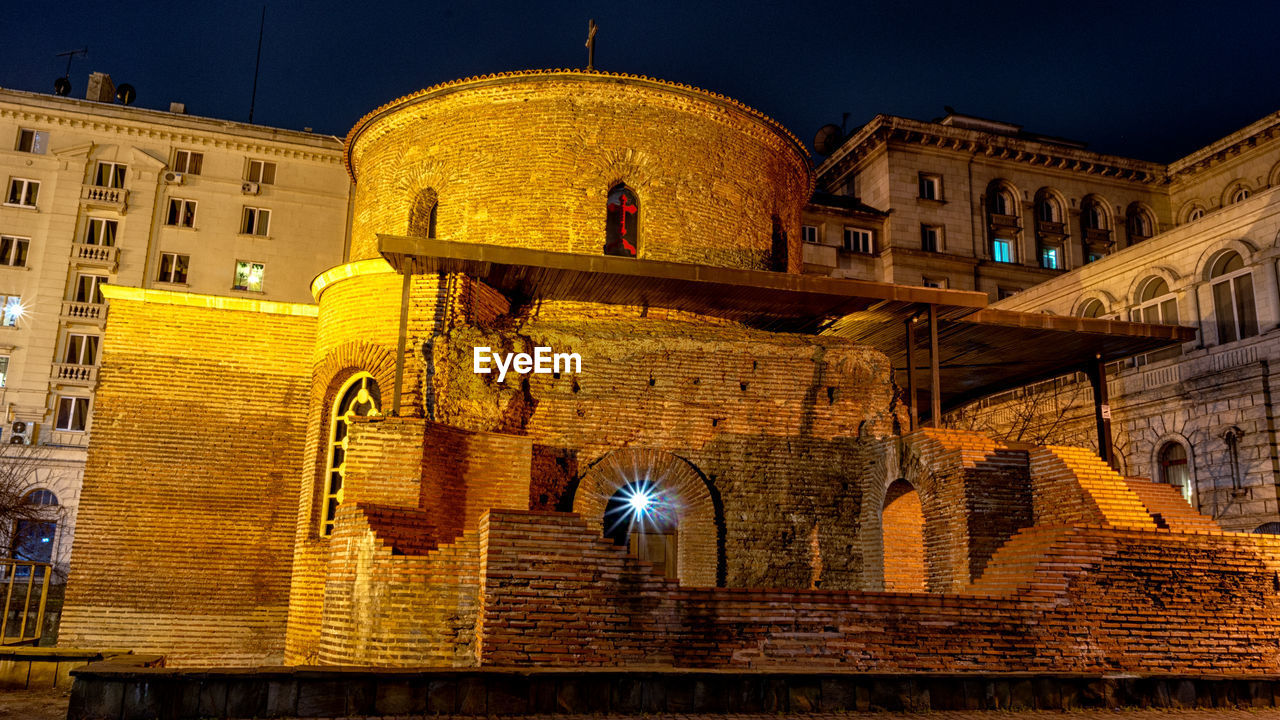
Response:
[2, 1, 1277, 163]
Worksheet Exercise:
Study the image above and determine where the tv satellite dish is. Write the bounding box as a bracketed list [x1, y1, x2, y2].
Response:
[53, 77, 71, 96]
[813, 124, 844, 156]
[116, 83, 136, 105]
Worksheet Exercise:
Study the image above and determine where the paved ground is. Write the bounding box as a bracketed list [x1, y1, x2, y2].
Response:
[6, 688, 1280, 720]
[0, 688, 70, 720]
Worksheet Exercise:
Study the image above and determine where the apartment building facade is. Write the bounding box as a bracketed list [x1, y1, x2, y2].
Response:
[806, 105, 1280, 531]
[0, 74, 349, 573]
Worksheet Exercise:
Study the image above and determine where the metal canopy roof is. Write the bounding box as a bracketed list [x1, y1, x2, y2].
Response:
[379, 235, 1196, 412]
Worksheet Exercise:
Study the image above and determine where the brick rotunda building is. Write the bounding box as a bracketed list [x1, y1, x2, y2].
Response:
[56, 71, 1280, 676]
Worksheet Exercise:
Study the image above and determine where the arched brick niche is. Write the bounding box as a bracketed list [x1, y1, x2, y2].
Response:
[571, 448, 722, 587]
[881, 478, 926, 592]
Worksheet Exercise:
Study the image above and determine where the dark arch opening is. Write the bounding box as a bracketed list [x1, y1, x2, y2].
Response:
[770, 215, 788, 271]
[408, 188, 438, 238]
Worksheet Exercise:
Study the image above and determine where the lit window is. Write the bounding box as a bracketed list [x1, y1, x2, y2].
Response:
[320, 373, 381, 536]
[55, 396, 90, 432]
[6, 179, 39, 208]
[1040, 246, 1060, 269]
[0, 295, 23, 326]
[233, 261, 265, 292]
[1210, 251, 1257, 344]
[918, 173, 942, 200]
[246, 159, 276, 185]
[0, 236, 29, 267]
[173, 150, 203, 175]
[84, 218, 118, 246]
[166, 198, 197, 228]
[64, 333, 99, 365]
[992, 239, 1014, 263]
[1134, 277, 1178, 325]
[802, 225, 818, 244]
[16, 129, 47, 154]
[920, 225, 941, 252]
[1158, 442, 1192, 504]
[843, 227, 874, 254]
[605, 184, 640, 257]
[74, 274, 106, 304]
[93, 162, 127, 189]
[240, 207, 271, 236]
[157, 253, 189, 284]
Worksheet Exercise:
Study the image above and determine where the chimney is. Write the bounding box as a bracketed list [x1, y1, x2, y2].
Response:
[169, 102, 186, 114]
[86, 72, 115, 103]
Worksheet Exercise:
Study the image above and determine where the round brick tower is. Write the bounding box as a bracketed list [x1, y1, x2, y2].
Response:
[342, 69, 812, 269]
[286, 72, 896, 666]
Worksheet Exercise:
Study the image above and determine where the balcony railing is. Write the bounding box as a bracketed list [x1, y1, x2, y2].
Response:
[1036, 220, 1066, 236]
[1084, 227, 1113, 246]
[80, 185, 128, 213]
[51, 363, 97, 385]
[60, 301, 106, 325]
[71, 243, 119, 270]
[988, 213, 1021, 230]
[0, 559, 51, 646]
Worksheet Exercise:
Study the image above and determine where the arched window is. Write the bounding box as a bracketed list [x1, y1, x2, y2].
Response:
[1081, 197, 1112, 263]
[1229, 186, 1251, 204]
[319, 373, 381, 537]
[990, 188, 1015, 216]
[24, 489, 58, 506]
[1209, 251, 1258, 344]
[770, 215, 788, 271]
[1184, 204, 1206, 223]
[408, 188, 438, 238]
[1078, 298, 1106, 318]
[1157, 442, 1192, 504]
[1134, 277, 1178, 325]
[604, 480, 677, 578]
[604, 184, 640, 257]
[1037, 195, 1060, 223]
[1127, 206, 1154, 244]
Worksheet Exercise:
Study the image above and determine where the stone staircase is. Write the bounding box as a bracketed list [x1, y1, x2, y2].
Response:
[1122, 476, 1221, 531]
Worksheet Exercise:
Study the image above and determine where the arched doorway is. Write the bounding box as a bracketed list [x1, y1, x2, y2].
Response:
[604, 481, 679, 578]
[1157, 441, 1193, 504]
[572, 449, 721, 586]
[881, 478, 925, 592]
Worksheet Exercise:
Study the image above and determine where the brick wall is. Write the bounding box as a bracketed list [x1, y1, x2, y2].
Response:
[477, 508, 1280, 673]
[59, 294, 315, 666]
[319, 503, 480, 666]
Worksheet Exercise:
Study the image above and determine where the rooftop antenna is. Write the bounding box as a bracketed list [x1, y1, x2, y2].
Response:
[248, 5, 265, 123]
[585, 19, 598, 71]
[53, 48, 87, 96]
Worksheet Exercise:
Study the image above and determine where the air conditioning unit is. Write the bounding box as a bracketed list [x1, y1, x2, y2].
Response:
[241, 181, 260, 196]
[163, 171, 185, 184]
[9, 421, 34, 445]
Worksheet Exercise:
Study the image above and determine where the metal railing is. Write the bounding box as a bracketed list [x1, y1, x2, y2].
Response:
[0, 559, 51, 646]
